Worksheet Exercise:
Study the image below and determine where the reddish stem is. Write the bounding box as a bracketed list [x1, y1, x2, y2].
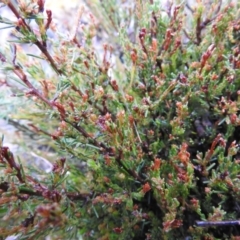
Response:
[13, 67, 54, 108]
[0, 146, 24, 183]
[7, 2, 64, 75]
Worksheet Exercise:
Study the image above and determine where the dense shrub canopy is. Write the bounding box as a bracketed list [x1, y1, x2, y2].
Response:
[0, 0, 239, 239]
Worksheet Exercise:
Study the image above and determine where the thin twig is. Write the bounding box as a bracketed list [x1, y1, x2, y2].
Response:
[115, 149, 144, 183]
[195, 12, 222, 45]
[10, 45, 54, 107]
[186, 2, 193, 13]
[64, 120, 113, 155]
[70, 5, 84, 44]
[28, 123, 53, 137]
[13, 66, 54, 108]
[7, 2, 64, 75]
[70, 83, 105, 115]
[0, 146, 24, 183]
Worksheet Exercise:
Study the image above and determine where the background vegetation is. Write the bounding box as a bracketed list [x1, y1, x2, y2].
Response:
[0, 0, 239, 239]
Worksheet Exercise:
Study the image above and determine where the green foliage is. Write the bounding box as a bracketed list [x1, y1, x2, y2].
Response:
[0, 0, 240, 239]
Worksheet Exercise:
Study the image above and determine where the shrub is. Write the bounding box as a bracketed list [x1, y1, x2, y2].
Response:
[0, 0, 239, 239]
